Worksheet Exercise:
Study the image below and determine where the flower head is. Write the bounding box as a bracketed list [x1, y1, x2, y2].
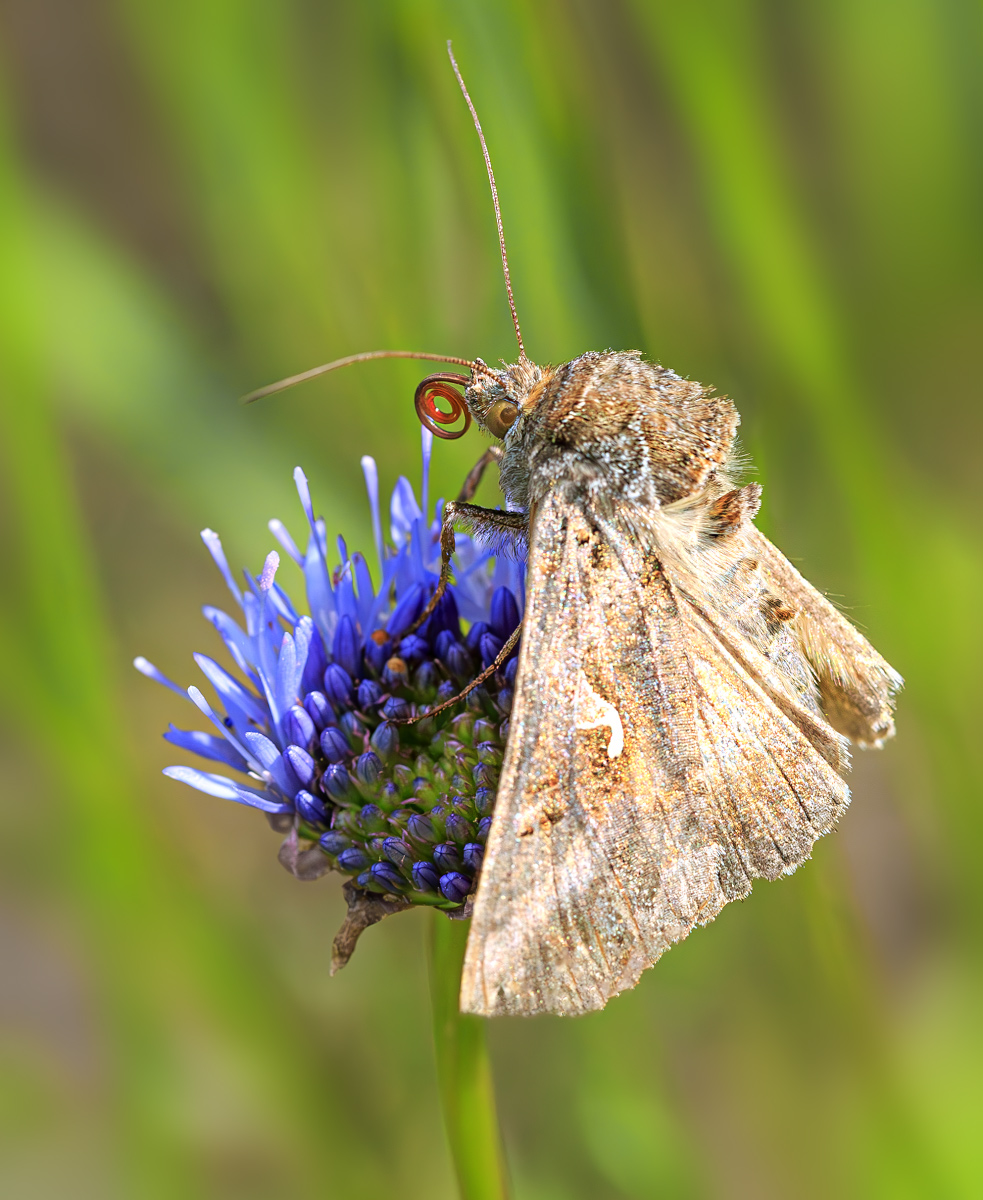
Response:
[137, 430, 524, 965]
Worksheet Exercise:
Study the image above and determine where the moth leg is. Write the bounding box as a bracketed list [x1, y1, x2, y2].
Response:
[402, 501, 527, 637]
[399, 446, 507, 639]
[456, 445, 503, 504]
[392, 622, 521, 726]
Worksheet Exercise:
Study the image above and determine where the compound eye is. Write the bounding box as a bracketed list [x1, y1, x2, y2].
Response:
[485, 399, 519, 440]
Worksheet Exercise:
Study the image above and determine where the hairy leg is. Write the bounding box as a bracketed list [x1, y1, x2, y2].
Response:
[392, 622, 522, 726]
[403, 502, 527, 636]
[401, 446, 526, 638]
[456, 445, 503, 504]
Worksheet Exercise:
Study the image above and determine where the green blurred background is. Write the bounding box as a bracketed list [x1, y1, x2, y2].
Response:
[1, 0, 981, 1196]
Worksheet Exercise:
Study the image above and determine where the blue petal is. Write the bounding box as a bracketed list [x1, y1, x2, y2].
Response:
[453, 549, 501, 624]
[268, 518, 304, 566]
[304, 535, 336, 644]
[332, 614, 361, 679]
[299, 620, 328, 696]
[201, 606, 256, 681]
[420, 426, 433, 519]
[334, 552, 358, 628]
[243, 730, 280, 769]
[253, 596, 283, 722]
[296, 467, 337, 641]
[293, 614, 313, 667]
[229, 783, 293, 813]
[133, 657, 186, 697]
[392, 547, 422, 608]
[390, 476, 422, 548]
[365, 554, 401, 631]
[163, 725, 248, 770]
[314, 516, 329, 560]
[361, 455, 384, 572]
[163, 765, 243, 801]
[386, 582, 424, 637]
[241, 590, 263, 639]
[352, 553, 378, 639]
[186, 686, 256, 765]
[193, 653, 268, 728]
[294, 465, 316, 529]
[244, 730, 295, 794]
[200, 529, 243, 608]
[404, 506, 430, 578]
[270, 580, 299, 625]
[274, 629, 301, 727]
[491, 555, 526, 614]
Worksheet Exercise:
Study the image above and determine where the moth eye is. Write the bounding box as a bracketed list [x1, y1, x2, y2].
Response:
[485, 400, 519, 440]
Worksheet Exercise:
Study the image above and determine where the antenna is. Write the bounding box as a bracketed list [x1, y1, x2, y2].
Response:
[447, 41, 526, 361]
[241, 349, 477, 404]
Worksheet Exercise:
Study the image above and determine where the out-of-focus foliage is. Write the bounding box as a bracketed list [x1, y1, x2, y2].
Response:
[0, 0, 980, 1196]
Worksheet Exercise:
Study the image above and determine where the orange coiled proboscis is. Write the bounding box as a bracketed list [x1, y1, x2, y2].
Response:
[414, 373, 472, 440]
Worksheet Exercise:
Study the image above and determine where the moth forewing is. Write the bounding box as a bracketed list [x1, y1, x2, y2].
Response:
[460, 490, 852, 1018]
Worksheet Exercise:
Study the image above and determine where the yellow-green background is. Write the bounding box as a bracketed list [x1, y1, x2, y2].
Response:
[1, 1, 980, 1196]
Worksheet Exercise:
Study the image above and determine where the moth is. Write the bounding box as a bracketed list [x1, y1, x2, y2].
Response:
[247, 45, 902, 1016]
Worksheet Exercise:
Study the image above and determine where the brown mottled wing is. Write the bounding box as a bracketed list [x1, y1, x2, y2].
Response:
[747, 529, 903, 746]
[461, 491, 850, 1017]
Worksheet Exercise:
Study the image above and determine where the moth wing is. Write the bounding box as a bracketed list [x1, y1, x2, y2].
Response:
[461, 491, 849, 1017]
[747, 528, 903, 746]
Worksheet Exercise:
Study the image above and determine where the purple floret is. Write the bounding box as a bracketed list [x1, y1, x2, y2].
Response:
[138, 429, 525, 919]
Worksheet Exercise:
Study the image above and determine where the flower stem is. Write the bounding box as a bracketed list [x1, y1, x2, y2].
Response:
[429, 914, 511, 1200]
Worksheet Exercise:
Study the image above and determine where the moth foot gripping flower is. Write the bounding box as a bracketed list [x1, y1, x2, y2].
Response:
[137, 432, 524, 967]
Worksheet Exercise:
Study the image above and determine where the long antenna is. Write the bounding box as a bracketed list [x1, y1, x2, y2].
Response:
[447, 41, 526, 361]
[242, 349, 477, 404]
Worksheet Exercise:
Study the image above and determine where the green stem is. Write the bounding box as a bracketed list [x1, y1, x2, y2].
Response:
[429, 914, 511, 1200]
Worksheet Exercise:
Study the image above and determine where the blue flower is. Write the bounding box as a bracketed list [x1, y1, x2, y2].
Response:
[137, 430, 524, 941]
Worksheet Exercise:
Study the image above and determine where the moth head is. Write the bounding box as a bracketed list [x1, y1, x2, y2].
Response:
[470, 358, 545, 441]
